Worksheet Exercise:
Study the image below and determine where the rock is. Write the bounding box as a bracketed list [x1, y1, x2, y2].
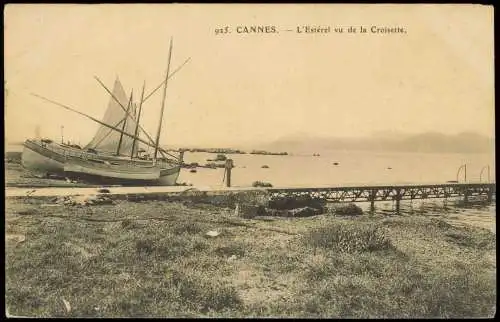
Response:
[62, 298, 71, 313]
[6, 234, 26, 244]
[262, 206, 324, 217]
[205, 230, 220, 238]
[215, 154, 227, 161]
[238, 204, 267, 219]
[58, 194, 113, 206]
[288, 206, 323, 217]
[97, 188, 110, 193]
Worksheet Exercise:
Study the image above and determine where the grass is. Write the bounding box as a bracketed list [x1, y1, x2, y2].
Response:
[5, 199, 496, 318]
[305, 221, 394, 253]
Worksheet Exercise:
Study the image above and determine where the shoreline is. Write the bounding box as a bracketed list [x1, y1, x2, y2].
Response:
[5, 153, 496, 317]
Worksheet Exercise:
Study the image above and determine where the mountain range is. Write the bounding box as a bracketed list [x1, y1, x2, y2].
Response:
[254, 132, 495, 154]
[6, 131, 495, 155]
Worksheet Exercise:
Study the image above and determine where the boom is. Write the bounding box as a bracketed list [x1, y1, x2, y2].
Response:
[30, 93, 182, 165]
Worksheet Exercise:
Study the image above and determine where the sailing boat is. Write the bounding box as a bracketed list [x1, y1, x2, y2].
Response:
[21, 38, 185, 185]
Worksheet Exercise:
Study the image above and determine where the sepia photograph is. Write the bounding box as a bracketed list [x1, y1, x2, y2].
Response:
[4, 3, 495, 318]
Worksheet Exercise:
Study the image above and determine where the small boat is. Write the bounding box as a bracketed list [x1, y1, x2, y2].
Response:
[22, 38, 185, 186]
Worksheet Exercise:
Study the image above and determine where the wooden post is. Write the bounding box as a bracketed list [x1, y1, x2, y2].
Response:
[225, 159, 234, 187]
[395, 188, 401, 214]
[463, 188, 469, 205]
[487, 186, 493, 203]
[179, 149, 185, 164]
[369, 189, 376, 213]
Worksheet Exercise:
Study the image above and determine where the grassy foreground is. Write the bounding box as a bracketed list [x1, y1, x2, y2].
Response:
[5, 199, 496, 318]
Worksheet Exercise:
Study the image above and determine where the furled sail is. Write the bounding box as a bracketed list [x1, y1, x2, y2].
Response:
[85, 77, 139, 156]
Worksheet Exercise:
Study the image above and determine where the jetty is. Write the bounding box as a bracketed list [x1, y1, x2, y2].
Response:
[6, 183, 495, 209]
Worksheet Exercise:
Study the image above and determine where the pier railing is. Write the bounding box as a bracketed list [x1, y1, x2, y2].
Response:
[266, 183, 495, 208]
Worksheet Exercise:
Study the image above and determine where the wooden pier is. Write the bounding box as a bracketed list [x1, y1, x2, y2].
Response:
[267, 183, 496, 211]
[5, 183, 496, 209]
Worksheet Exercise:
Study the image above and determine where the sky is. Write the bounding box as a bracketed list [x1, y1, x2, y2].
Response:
[4, 4, 495, 147]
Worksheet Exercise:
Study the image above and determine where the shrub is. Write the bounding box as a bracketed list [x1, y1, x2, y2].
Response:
[214, 242, 247, 257]
[171, 221, 203, 235]
[166, 270, 242, 311]
[268, 195, 326, 210]
[121, 219, 135, 229]
[333, 204, 363, 216]
[135, 239, 154, 255]
[252, 181, 273, 187]
[305, 222, 393, 253]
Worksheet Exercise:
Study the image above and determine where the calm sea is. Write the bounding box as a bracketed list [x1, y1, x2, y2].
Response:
[179, 150, 496, 232]
[178, 150, 495, 188]
[6, 144, 496, 231]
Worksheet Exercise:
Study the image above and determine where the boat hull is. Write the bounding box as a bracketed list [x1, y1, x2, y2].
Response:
[21, 139, 182, 186]
[63, 165, 181, 186]
[21, 141, 65, 174]
[158, 166, 182, 186]
[64, 161, 161, 181]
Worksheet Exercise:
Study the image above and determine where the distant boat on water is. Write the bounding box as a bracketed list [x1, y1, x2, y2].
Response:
[21, 38, 187, 186]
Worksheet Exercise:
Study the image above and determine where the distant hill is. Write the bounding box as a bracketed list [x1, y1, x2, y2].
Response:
[259, 132, 495, 154]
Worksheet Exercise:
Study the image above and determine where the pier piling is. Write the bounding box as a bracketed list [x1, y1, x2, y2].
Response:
[369, 189, 376, 213]
[463, 188, 469, 205]
[395, 188, 401, 213]
[225, 159, 234, 188]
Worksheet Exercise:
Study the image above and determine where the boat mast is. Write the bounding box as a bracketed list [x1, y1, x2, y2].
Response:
[141, 57, 190, 104]
[94, 76, 173, 160]
[153, 37, 174, 164]
[131, 81, 146, 159]
[116, 90, 133, 156]
[30, 93, 181, 164]
[93, 58, 190, 148]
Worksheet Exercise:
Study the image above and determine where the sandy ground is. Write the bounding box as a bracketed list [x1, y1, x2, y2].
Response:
[5, 162, 100, 188]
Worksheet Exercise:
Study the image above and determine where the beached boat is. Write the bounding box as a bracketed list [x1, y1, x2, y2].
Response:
[21, 38, 185, 185]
